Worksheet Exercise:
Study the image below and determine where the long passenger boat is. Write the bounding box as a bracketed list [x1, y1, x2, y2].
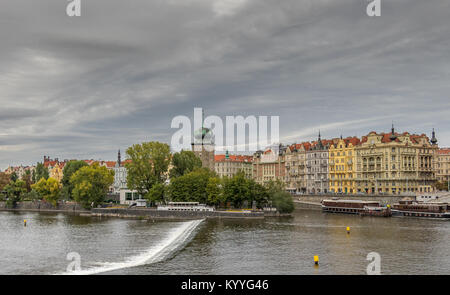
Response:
[391, 199, 450, 219]
[321, 199, 391, 217]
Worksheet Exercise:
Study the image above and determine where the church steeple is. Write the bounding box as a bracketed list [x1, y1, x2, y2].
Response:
[431, 128, 438, 145]
[390, 122, 397, 141]
[317, 130, 323, 149]
[117, 149, 121, 167]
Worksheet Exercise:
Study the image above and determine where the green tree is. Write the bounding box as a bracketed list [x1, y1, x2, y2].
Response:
[35, 162, 49, 181]
[223, 171, 254, 208]
[61, 160, 88, 200]
[31, 169, 36, 183]
[265, 179, 285, 196]
[169, 150, 202, 178]
[251, 182, 270, 208]
[146, 183, 166, 205]
[0, 172, 10, 192]
[21, 170, 32, 192]
[206, 177, 222, 206]
[126, 141, 171, 197]
[168, 168, 214, 204]
[10, 172, 18, 182]
[32, 177, 61, 206]
[70, 163, 114, 209]
[4, 180, 27, 207]
[270, 190, 294, 214]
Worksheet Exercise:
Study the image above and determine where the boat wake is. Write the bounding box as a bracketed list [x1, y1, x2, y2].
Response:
[60, 219, 204, 275]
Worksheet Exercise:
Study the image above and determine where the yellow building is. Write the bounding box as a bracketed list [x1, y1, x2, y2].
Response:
[328, 137, 360, 194]
[50, 163, 64, 182]
[435, 148, 450, 184]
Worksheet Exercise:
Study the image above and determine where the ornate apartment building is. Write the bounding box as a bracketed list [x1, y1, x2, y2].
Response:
[253, 145, 286, 185]
[306, 133, 332, 194]
[354, 126, 438, 194]
[284, 142, 310, 193]
[214, 151, 253, 178]
[435, 148, 450, 183]
[329, 136, 360, 193]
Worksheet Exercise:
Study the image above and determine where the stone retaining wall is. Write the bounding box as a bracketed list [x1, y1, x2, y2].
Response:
[0, 201, 87, 213]
[91, 208, 265, 219]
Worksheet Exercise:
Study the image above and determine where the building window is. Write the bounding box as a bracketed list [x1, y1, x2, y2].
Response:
[126, 192, 132, 200]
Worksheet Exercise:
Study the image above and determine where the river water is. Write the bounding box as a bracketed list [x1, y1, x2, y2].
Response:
[0, 209, 449, 275]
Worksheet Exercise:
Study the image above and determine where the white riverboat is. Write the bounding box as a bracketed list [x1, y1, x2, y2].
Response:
[157, 202, 215, 212]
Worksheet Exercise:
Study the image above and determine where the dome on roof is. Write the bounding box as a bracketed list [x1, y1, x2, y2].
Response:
[193, 127, 214, 144]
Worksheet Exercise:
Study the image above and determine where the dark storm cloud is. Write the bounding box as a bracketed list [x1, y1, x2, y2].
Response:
[1, 0, 450, 168]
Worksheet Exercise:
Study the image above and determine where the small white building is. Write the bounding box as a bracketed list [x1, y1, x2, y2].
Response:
[120, 189, 144, 205]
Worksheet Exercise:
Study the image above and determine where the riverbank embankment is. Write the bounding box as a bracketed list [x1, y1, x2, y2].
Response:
[0, 201, 88, 214]
[0, 201, 280, 219]
[90, 207, 266, 220]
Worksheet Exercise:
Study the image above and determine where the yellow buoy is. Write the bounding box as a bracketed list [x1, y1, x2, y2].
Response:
[346, 226, 350, 234]
[313, 255, 319, 265]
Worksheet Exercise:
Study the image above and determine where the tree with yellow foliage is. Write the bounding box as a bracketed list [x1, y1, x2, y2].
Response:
[32, 177, 61, 206]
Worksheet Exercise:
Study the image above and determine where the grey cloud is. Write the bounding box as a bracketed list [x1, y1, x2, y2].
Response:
[0, 0, 449, 169]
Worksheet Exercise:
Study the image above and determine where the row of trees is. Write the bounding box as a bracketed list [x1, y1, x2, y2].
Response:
[0, 162, 114, 209]
[1, 140, 294, 213]
[124, 142, 294, 213]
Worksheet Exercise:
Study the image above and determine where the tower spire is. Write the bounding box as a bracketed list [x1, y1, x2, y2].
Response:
[431, 128, 438, 145]
[118, 149, 121, 167]
[390, 122, 397, 141]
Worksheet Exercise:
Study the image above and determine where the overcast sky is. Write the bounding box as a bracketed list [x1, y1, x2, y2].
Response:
[1, 0, 449, 169]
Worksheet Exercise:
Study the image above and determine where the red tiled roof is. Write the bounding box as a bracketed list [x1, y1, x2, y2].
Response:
[105, 161, 116, 168]
[215, 154, 253, 163]
[344, 136, 361, 146]
[437, 148, 450, 155]
[43, 161, 58, 168]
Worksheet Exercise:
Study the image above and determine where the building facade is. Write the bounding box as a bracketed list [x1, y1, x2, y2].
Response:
[306, 134, 331, 194]
[214, 151, 253, 178]
[329, 137, 359, 193]
[253, 145, 286, 185]
[354, 127, 438, 194]
[284, 143, 309, 193]
[435, 148, 450, 184]
[113, 150, 128, 193]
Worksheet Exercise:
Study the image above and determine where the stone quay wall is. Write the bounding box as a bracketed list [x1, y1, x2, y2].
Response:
[91, 208, 265, 220]
[0, 201, 88, 213]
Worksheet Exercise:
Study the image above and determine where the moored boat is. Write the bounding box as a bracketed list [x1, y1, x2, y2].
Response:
[321, 199, 391, 217]
[391, 199, 450, 219]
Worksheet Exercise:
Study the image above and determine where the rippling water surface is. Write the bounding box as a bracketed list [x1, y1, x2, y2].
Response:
[0, 210, 449, 275]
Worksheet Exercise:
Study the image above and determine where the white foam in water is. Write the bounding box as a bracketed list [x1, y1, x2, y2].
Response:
[60, 219, 204, 275]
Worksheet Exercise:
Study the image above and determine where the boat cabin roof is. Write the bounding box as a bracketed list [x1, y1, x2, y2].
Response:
[323, 199, 379, 204]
